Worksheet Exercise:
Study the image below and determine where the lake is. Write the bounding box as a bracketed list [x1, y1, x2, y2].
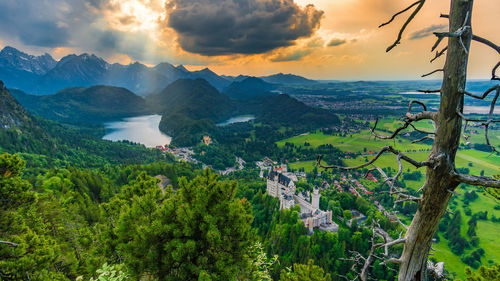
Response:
[103, 115, 171, 147]
[217, 115, 255, 126]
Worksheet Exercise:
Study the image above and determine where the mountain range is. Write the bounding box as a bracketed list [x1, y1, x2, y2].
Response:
[0, 46, 317, 95]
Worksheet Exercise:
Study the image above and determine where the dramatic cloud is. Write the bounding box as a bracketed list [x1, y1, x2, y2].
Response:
[306, 37, 325, 48]
[409, 24, 447, 40]
[166, 0, 324, 56]
[327, 38, 346, 47]
[270, 49, 312, 62]
[0, 0, 76, 47]
[0, 0, 175, 63]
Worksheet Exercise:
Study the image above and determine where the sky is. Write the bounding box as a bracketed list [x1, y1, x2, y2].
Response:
[0, 0, 498, 80]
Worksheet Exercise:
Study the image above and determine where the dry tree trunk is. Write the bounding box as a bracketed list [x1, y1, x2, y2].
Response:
[397, 1, 473, 280]
[317, 0, 500, 279]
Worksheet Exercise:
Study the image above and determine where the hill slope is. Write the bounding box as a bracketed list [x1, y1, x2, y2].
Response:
[146, 79, 234, 146]
[147, 78, 233, 121]
[223, 77, 278, 100]
[252, 94, 340, 127]
[0, 81, 33, 129]
[259, 73, 317, 85]
[12, 85, 149, 125]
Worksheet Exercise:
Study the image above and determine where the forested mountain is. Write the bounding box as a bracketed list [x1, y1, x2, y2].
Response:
[223, 77, 278, 100]
[260, 73, 318, 85]
[147, 78, 233, 120]
[11, 85, 150, 125]
[0, 81, 169, 167]
[146, 79, 234, 146]
[252, 94, 340, 127]
[0, 81, 33, 129]
[142, 78, 339, 146]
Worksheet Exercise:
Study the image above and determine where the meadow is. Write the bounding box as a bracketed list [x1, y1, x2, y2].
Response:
[278, 118, 500, 278]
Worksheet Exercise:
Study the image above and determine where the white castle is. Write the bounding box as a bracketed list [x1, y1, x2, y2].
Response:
[267, 170, 338, 233]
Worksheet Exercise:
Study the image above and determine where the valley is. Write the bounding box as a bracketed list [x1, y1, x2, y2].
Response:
[1, 45, 499, 281]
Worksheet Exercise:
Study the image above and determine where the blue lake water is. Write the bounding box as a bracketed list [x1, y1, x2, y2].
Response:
[217, 115, 255, 126]
[103, 115, 171, 147]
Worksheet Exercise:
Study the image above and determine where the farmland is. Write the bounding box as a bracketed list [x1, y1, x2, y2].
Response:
[278, 118, 500, 278]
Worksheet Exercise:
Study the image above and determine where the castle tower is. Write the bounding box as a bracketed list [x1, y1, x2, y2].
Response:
[307, 217, 314, 233]
[312, 187, 320, 210]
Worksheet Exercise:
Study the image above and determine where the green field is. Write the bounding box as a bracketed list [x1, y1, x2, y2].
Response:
[277, 130, 430, 153]
[278, 118, 500, 278]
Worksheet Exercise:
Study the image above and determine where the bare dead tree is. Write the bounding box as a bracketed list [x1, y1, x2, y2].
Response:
[317, 1, 500, 280]
[0, 240, 18, 247]
[339, 220, 405, 281]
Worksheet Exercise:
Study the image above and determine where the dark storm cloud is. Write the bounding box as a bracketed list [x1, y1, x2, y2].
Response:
[0, 0, 154, 62]
[409, 24, 447, 40]
[327, 38, 346, 47]
[0, 1, 74, 47]
[166, 0, 324, 56]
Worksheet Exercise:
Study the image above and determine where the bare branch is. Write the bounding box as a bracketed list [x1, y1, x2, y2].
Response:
[433, 12, 471, 54]
[392, 155, 403, 183]
[447, 189, 462, 196]
[484, 123, 498, 153]
[431, 34, 447, 52]
[462, 120, 470, 142]
[430, 46, 448, 63]
[382, 0, 426, 52]
[418, 89, 441, 94]
[470, 33, 500, 81]
[0, 240, 18, 247]
[472, 35, 500, 54]
[422, 69, 444, 78]
[317, 146, 433, 171]
[462, 85, 499, 99]
[493, 61, 500, 81]
[427, 261, 445, 279]
[457, 111, 500, 123]
[380, 258, 402, 265]
[379, 1, 422, 28]
[452, 173, 500, 188]
[440, 14, 449, 19]
[433, 26, 471, 54]
[376, 166, 422, 208]
[371, 110, 436, 140]
[408, 100, 428, 112]
[460, 85, 500, 152]
[409, 124, 435, 135]
[411, 136, 434, 144]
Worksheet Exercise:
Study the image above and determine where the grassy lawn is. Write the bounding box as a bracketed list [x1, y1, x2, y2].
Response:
[433, 233, 467, 279]
[277, 130, 430, 153]
[288, 160, 317, 173]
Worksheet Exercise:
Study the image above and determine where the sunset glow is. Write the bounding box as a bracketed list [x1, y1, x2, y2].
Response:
[0, 0, 498, 79]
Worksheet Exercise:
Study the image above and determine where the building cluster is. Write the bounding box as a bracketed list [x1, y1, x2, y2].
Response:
[202, 135, 212, 145]
[218, 157, 246, 175]
[156, 145, 198, 163]
[257, 159, 306, 180]
[266, 170, 338, 233]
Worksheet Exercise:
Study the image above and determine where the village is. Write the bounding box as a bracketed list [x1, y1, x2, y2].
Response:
[152, 134, 407, 234]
